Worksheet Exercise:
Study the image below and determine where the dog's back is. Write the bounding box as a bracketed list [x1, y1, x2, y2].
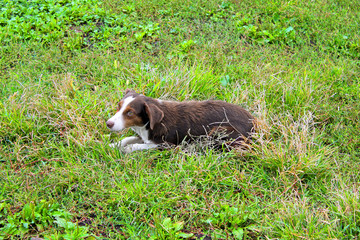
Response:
[148, 99, 254, 144]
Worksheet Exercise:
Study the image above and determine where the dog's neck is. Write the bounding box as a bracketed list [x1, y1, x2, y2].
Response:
[131, 123, 152, 144]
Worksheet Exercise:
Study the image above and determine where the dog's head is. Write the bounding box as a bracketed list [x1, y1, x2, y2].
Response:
[106, 89, 164, 132]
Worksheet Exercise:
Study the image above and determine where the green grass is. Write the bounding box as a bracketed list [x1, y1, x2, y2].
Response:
[0, 0, 359, 239]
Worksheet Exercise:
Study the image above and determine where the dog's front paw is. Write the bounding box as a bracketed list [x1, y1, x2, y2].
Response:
[109, 142, 121, 148]
[123, 143, 158, 153]
[123, 144, 134, 153]
[120, 136, 143, 147]
[109, 137, 143, 150]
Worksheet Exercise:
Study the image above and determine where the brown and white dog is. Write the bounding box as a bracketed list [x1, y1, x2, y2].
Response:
[106, 89, 254, 153]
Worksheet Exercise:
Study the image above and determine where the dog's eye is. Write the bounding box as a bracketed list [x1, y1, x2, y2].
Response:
[126, 111, 134, 117]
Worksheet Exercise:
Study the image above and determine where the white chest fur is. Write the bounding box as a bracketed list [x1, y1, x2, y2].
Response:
[131, 124, 152, 144]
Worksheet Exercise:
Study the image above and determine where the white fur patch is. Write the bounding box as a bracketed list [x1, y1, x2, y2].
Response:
[131, 124, 152, 143]
[107, 96, 134, 131]
[120, 136, 143, 146]
[124, 143, 158, 153]
[109, 136, 144, 148]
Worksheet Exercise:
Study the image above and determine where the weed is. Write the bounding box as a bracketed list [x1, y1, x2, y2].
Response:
[0, 200, 92, 239]
[178, 40, 197, 55]
[0, 0, 161, 50]
[205, 204, 258, 239]
[150, 217, 194, 239]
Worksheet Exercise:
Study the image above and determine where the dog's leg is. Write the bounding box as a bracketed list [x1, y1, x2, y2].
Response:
[124, 143, 158, 153]
[109, 136, 144, 148]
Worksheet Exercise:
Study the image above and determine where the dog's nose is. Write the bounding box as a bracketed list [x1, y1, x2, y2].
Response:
[106, 120, 115, 129]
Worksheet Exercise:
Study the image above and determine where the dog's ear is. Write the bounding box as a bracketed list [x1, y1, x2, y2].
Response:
[124, 89, 135, 98]
[144, 102, 164, 130]
[124, 88, 132, 95]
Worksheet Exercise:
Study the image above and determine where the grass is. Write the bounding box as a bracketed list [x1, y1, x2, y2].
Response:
[0, 0, 359, 239]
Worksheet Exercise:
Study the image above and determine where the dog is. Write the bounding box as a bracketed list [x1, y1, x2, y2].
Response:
[106, 89, 254, 153]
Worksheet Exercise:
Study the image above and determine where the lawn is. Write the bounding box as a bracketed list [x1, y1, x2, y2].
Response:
[0, 0, 359, 239]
